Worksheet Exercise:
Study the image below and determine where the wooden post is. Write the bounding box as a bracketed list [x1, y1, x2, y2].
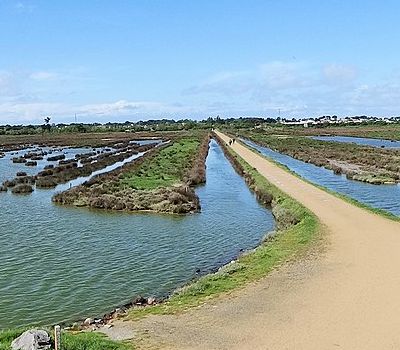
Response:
[54, 325, 61, 350]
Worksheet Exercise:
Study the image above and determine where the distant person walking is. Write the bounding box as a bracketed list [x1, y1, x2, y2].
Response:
[229, 139, 232, 146]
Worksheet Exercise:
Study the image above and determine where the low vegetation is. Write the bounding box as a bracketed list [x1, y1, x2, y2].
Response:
[11, 184, 34, 194]
[0, 131, 169, 153]
[291, 124, 400, 141]
[53, 132, 210, 214]
[2, 142, 158, 194]
[238, 131, 400, 185]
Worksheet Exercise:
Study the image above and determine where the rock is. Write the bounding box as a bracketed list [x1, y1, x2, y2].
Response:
[147, 297, 156, 305]
[83, 317, 93, 325]
[132, 296, 147, 305]
[71, 322, 80, 330]
[11, 329, 51, 350]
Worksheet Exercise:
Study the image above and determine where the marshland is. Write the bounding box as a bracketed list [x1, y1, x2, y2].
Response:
[1, 122, 400, 349]
[0, 130, 277, 331]
[237, 130, 400, 185]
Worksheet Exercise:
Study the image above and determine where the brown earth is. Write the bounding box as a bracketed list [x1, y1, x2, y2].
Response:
[102, 130, 400, 349]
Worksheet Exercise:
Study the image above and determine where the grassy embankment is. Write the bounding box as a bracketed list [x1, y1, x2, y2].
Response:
[239, 130, 400, 185]
[0, 328, 131, 350]
[53, 132, 210, 214]
[123, 134, 320, 320]
[231, 134, 400, 222]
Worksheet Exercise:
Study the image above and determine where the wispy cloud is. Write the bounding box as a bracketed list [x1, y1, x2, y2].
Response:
[1, 60, 399, 124]
[14, 1, 35, 13]
[322, 64, 357, 84]
[183, 71, 252, 96]
[29, 71, 59, 81]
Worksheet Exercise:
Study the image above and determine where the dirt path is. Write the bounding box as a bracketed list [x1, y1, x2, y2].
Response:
[104, 131, 400, 349]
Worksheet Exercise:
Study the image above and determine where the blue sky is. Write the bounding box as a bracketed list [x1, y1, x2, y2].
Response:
[1, 0, 400, 124]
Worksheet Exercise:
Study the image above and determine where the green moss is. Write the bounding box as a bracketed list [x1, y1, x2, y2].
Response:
[120, 138, 200, 190]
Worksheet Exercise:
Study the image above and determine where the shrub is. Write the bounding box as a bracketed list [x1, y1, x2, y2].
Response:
[11, 184, 33, 194]
[36, 177, 58, 188]
[25, 161, 37, 167]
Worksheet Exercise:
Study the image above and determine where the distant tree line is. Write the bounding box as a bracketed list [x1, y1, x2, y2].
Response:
[0, 115, 398, 135]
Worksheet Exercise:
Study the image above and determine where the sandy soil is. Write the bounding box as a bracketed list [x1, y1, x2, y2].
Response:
[102, 131, 400, 349]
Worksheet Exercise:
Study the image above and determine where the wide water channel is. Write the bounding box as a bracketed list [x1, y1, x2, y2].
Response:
[0, 140, 274, 329]
[242, 139, 400, 216]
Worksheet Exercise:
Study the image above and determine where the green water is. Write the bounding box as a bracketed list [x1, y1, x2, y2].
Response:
[0, 140, 275, 328]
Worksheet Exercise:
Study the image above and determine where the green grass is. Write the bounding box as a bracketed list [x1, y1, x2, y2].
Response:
[126, 143, 320, 320]
[61, 331, 132, 350]
[0, 329, 28, 350]
[0, 328, 133, 350]
[120, 138, 200, 190]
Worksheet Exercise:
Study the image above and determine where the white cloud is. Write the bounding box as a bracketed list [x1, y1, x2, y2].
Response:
[259, 61, 308, 90]
[2, 60, 400, 124]
[29, 71, 59, 81]
[0, 102, 63, 124]
[0, 71, 19, 96]
[77, 100, 193, 117]
[0, 99, 198, 124]
[183, 71, 252, 95]
[322, 64, 357, 84]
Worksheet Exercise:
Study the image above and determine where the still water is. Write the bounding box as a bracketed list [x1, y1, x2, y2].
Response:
[242, 139, 400, 217]
[0, 140, 274, 329]
[310, 135, 400, 149]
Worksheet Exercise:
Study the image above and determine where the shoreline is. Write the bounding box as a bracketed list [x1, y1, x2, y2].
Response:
[0, 131, 314, 334]
[235, 135, 400, 221]
[3, 131, 399, 348]
[118, 131, 400, 349]
[237, 131, 400, 185]
[105, 132, 321, 322]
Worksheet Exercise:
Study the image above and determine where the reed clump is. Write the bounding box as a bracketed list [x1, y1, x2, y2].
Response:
[11, 184, 34, 194]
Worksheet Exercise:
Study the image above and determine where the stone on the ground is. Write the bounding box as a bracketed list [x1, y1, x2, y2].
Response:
[83, 317, 93, 325]
[147, 297, 156, 305]
[11, 329, 51, 350]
